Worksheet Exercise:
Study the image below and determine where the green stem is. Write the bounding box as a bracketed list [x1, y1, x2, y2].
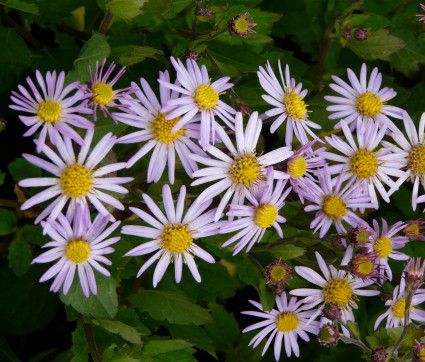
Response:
[80, 316, 103, 362]
[338, 318, 371, 354]
[243, 251, 264, 271]
[98, 9, 114, 34]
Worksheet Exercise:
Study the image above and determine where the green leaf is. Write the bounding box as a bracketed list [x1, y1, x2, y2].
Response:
[91, 319, 143, 344]
[0, 0, 38, 14]
[107, 0, 146, 20]
[114, 45, 163, 66]
[0, 209, 17, 236]
[0, 335, 20, 362]
[129, 290, 212, 325]
[92, 116, 128, 144]
[347, 321, 360, 339]
[270, 244, 306, 260]
[71, 321, 89, 362]
[143, 339, 193, 355]
[60, 273, 118, 319]
[0, 172, 5, 186]
[23, 224, 50, 246]
[259, 279, 276, 311]
[204, 305, 239, 352]
[8, 234, 31, 276]
[102, 344, 142, 361]
[386, 324, 425, 349]
[8, 158, 42, 181]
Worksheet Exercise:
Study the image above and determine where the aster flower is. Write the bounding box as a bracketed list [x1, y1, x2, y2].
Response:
[159, 56, 236, 150]
[374, 276, 425, 330]
[229, 13, 256, 37]
[344, 246, 386, 283]
[220, 167, 291, 255]
[19, 130, 133, 223]
[323, 119, 406, 207]
[122, 184, 218, 287]
[265, 259, 293, 295]
[114, 71, 207, 184]
[302, 169, 373, 238]
[32, 204, 120, 297]
[325, 63, 404, 131]
[242, 293, 320, 359]
[417, 3, 425, 23]
[258, 60, 321, 145]
[403, 219, 425, 241]
[83, 58, 134, 121]
[191, 112, 293, 221]
[10, 70, 93, 153]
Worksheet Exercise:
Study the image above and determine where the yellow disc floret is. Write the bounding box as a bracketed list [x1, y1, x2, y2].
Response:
[404, 223, 419, 236]
[161, 224, 193, 253]
[356, 92, 382, 118]
[234, 17, 249, 33]
[229, 154, 261, 187]
[276, 312, 299, 333]
[288, 157, 307, 179]
[38, 100, 61, 123]
[283, 92, 307, 119]
[408, 144, 425, 175]
[270, 265, 287, 282]
[323, 195, 346, 220]
[350, 149, 379, 179]
[323, 278, 353, 308]
[151, 113, 184, 144]
[60, 164, 93, 198]
[254, 204, 278, 228]
[374, 237, 392, 258]
[66, 239, 90, 264]
[353, 257, 373, 277]
[392, 297, 413, 319]
[194, 84, 219, 110]
[92, 82, 114, 105]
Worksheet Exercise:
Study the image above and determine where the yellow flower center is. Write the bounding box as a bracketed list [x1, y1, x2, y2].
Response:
[283, 92, 307, 120]
[234, 17, 249, 33]
[373, 237, 392, 258]
[60, 164, 93, 198]
[161, 224, 193, 253]
[254, 204, 278, 228]
[350, 149, 379, 179]
[356, 92, 383, 118]
[276, 312, 299, 333]
[419, 346, 425, 360]
[92, 82, 114, 105]
[408, 145, 425, 175]
[288, 157, 307, 179]
[323, 278, 353, 308]
[194, 84, 219, 110]
[404, 223, 419, 236]
[270, 265, 287, 282]
[151, 112, 184, 144]
[229, 154, 261, 187]
[66, 239, 90, 264]
[392, 297, 413, 319]
[353, 257, 373, 276]
[323, 195, 346, 220]
[38, 100, 61, 123]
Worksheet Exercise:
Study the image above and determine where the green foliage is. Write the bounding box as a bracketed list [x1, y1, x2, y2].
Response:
[8, 158, 41, 181]
[0, 209, 17, 235]
[8, 233, 31, 276]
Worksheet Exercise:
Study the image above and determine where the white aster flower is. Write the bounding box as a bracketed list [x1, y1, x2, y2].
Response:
[258, 60, 321, 146]
[159, 57, 236, 150]
[122, 184, 219, 287]
[325, 63, 404, 131]
[191, 112, 293, 221]
[19, 130, 133, 223]
[242, 293, 320, 360]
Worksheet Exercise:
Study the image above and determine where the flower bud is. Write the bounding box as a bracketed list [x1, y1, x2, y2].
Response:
[403, 220, 425, 241]
[355, 28, 368, 41]
[235, 102, 251, 116]
[184, 49, 201, 63]
[229, 13, 256, 37]
[343, 32, 352, 40]
[404, 258, 425, 293]
[371, 347, 387, 362]
[322, 303, 341, 321]
[348, 226, 372, 246]
[415, 341, 425, 361]
[195, 7, 212, 16]
[318, 324, 339, 347]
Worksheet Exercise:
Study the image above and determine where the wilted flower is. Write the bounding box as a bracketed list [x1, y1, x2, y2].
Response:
[322, 303, 341, 321]
[355, 28, 368, 41]
[183, 49, 201, 62]
[318, 324, 339, 347]
[229, 13, 256, 37]
[265, 259, 293, 295]
[371, 347, 387, 362]
[195, 7, 212, 16]
[347, 225, 374, 247]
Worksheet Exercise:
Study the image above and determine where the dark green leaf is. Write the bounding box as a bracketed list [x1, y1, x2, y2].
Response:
[0, 0, 39, 14]
[204, 305, 239, 352]
[270, 244, 306, 260]
[115, 46, 163, 66]
[23, 224, 50, 246]
[92, 319, 143, 344]
[8, 234, 31, 276]
[143, 339, 193, 355]
[0, 209, 17, 236]
[8, 158, 42, 181]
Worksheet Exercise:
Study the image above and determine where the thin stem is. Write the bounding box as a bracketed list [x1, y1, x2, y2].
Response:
[243, 251, 264, 271]
[191, 16, 198, 40]
[79, 316, 103, 362]
[250, 238, 298, 252]
[338, 318, 371, 354]
[98, 9, 114, 34]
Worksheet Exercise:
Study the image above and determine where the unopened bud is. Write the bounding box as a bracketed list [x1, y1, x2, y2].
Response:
[404, 258, 425, 293]
[318, 324, 339, 347]
[355, 28, 368, 41]
[235, 102, 251, 116]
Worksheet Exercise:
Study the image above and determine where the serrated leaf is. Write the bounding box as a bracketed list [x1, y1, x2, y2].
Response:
[92, 319, 143, 344]
[0, 209, 17, 236]
[107, 0, 146, 20]
[8, 158, 42, 181]
[143, 339, 193, 355]
[8, 234, 31, 276]
[270, 244, 305, 260]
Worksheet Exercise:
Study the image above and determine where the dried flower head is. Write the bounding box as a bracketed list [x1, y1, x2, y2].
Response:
[322, 303, 341, 321]
[195, 7, 212, 16]
[371, 347, 387, 362]
[343, 32, 352, 40]
[404, 258, 425, 293]
[355, 28, 368, 41]
[184, 49, 201, 62]
[265, 259, 293, 295]
[318, 324, 340, 347]
[348, 225, 373, 247]
[403, 220, 425, 241]
[229, 13, 256, 37]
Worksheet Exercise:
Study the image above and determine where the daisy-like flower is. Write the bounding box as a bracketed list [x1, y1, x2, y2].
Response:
[403, 219, 425, 241]
[323, 119, 406, 207]
[374, 276, 425, 330]
[258, 60, 320, 145]
[220, 167, 291, 255]
[32, 204, 120, 297]
[344, 247, 385, 283]
[10, 70, 93, 153]
[366, 219, 410, 281]
[242, 293, 320, 359]
[122, 184, 218, 287]
[159, 56, 236, 150]
[229, 13, 256, 37]
[191, 112, 293, 221]
[325, 63, 404, 132]
[19, 130, 133, 223]
[302, 169, 373, 238]
[114, 71, 207, 184]
[83, 58, 134, 121]
[290, 251, 380, 331]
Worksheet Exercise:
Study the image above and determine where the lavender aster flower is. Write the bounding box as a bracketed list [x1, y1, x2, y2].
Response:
[10, 70, 93, 153]
[32, 204, 120, 297]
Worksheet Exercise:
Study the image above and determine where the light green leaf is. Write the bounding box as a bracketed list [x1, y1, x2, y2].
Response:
[0, 0, 38, 14]
[270, 244, 305, 260]
[107, 0, 146, 20]
[71, 321, 89, 362]
[92, 319, 143, 344]
[8, 234, 31, 276]
[143, 339, 193, 355]
[0, 209, 17, 236]
[115, 45, 163, 66]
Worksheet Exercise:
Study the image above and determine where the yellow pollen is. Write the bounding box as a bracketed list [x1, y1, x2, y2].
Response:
[276, 312, 299, 333]
[350, 149, 378, 179]
[270, 265, 287, 282]
[323, 195, 346, 220]
[38, 100, 61, 123]
[354, 257, 373, 276]
[194, 84, 219, 110]
[229, 154, 261, 187]
[234, 17, 249, 33]
[161, 224, 193, 254]
[66, 239, 90, 264]
[392, 297, 413, 319]
[283, 92, 307, 119]
[404, 224, 419, 236]
[420, 346, 425, 360]
[373, 237, 392, 258]
[254, 204, 278, 228]
[356, 92, 382, 118]
[92, 82, 114, 105]
[323, 278, 353, 308]
[408, 145, 425, 175]
[60, 164, 93, 198]
[151, 113, 184, 144]
[288, 157, 307, 179]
